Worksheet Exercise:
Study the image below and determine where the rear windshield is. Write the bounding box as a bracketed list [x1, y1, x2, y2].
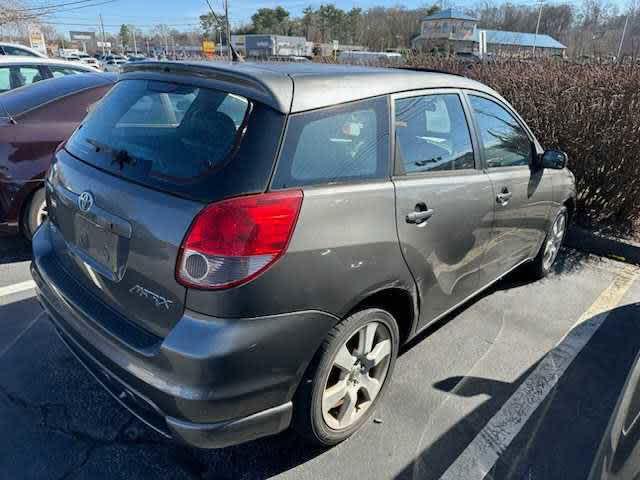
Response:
[66, 79, 249, 197]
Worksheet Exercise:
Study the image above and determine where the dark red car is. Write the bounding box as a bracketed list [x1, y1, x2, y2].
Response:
[0, 72, 115, 238]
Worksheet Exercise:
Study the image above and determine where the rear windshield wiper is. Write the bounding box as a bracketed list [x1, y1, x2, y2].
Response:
[85, 138, 139, 170]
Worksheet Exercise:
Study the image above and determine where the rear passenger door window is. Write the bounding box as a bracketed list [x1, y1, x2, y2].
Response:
[272, 96, 389, 188]
[0, 67, 10, 92]
[0, 66, 45, 91]
[468, 95, 532, 168]
[394, 93, 475, 173]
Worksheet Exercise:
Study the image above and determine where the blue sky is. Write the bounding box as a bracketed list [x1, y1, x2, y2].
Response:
[42, 0, 624, 35]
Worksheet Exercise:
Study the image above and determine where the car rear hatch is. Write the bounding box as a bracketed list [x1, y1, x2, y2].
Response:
[45, 76, 286, 337]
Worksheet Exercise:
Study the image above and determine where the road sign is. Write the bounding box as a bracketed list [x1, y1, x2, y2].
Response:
[202, 40, 215, 58]
[29, 26, 46, 55]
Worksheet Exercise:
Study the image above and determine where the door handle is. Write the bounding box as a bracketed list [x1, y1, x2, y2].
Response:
[406, 204, 434, 225]
[496, 190, 513, 206]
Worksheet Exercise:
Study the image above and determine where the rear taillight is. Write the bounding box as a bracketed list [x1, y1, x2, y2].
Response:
[176, 190, 303, 289]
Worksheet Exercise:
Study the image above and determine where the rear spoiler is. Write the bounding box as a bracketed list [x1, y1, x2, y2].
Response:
[120, 61, 290, 113]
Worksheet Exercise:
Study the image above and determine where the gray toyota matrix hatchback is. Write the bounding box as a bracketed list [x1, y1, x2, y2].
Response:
[31, 61, 575, 448]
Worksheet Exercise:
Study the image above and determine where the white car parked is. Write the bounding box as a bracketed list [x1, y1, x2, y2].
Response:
[75, 53, 101, 69]
[0, 56, 100, 93]
[102, 58, 127, 73]
[0, 43, 48, 58]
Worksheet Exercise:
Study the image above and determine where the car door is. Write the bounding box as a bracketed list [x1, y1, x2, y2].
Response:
[465, 92, 553, 287]
[392, 90, 495, 329]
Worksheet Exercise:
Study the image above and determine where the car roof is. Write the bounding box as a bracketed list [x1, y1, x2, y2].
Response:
[0, 43, 48, 58]
[0, 72, 116, 118]
[0, 56, 95, 70]
[121, 60, 502, 113]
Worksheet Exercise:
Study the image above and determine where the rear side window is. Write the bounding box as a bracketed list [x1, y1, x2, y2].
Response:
[0, 66, 44, 92]
[272, 96, 389, 188]
[3, 45, 37, 56]
[66, 79, 249, 196]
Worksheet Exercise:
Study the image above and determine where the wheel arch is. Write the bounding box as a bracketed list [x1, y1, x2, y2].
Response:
[342, 285, 418, 346]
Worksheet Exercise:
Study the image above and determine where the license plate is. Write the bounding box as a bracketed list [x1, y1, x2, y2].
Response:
[73, 213, 119, 275]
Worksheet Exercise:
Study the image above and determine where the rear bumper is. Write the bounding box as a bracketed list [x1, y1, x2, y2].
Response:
[31, 222, 337, 448]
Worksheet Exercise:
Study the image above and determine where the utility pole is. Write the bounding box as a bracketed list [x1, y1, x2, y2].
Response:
[99, 14, 106, 55]
[224, 0, 231, 61]
[131, 27, 137, 55]
[146, 38, 150, 56]
[164, 26, 169, 57]
[532, 0, 544, 57]
[617, 13, 630, 61]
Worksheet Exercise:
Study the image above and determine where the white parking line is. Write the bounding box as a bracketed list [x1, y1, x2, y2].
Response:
[0, 311, 44, 360]
[439, 265, 638, 480]
[0, 280, 36, 299]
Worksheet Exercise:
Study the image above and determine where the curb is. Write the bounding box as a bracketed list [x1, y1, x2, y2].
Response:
[565, 225, 640, 266]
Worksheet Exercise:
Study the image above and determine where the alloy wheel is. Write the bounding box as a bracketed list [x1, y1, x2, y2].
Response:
[321, 321, 392, 430]
[543, 211, 567, 270]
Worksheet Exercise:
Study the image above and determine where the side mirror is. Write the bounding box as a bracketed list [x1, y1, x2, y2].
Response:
[540, 149, 568, 170]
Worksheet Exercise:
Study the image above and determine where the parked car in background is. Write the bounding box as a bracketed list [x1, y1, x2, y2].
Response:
[127, 54, 147, 62]
[338, 50, 404, 65]
[76, 53, 101, 69]
[103, 58, 127, 72]
[0, 72, 115, 238]
[32, 62, 575, 449]
[0, 56, 98, 93]
[0, 42, 48, 58]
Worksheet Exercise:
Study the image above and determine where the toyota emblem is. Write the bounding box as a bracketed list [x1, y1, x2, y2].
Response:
[78, 191, 94, 212]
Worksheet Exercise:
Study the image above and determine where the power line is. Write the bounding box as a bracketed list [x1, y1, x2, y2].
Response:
[5, 0, 104, 12]
[41, 21, 200, 27]
[3, 0, 119, 22]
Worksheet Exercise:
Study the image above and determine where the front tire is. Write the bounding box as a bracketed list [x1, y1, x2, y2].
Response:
[529, 206, 568, 279]
[293, 308, 399, 446]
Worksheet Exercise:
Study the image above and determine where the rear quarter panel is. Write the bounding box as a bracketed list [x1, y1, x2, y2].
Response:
[186, 181, 416, 322]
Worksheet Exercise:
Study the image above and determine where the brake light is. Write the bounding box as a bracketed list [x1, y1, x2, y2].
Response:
[176, 190, 303, 289]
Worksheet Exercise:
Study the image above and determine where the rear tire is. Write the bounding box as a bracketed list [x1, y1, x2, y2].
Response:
[23, 188, 47, 240]
[293, 308, 399, 447]
[528, 206, 568, 279]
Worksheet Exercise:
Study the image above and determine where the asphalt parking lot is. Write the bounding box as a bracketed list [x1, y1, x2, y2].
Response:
[1, 233, 639, 480]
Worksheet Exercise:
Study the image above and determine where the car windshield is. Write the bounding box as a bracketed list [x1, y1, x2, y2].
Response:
[66, 79, 249, 198]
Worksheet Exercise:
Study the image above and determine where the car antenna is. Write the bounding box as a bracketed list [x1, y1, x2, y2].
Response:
[203, 0, 244, 63]
[0, 101, 16, 124]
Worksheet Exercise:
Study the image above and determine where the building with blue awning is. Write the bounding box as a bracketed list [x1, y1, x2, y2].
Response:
[412, 8, 566, 58]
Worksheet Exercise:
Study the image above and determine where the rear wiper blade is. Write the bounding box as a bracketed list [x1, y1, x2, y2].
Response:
[84, 138, 139, 170]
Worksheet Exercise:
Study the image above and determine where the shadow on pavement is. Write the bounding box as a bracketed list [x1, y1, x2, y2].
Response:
[566, 226, 640, 267]
[402, 248, 586, 355]
[0, 234, 32, 264]
[395, 302, 640, 480]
